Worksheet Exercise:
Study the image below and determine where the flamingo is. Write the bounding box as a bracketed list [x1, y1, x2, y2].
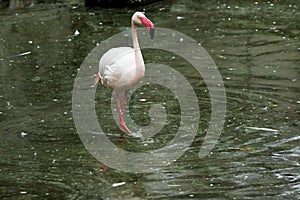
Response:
[94, 12, 155, 135]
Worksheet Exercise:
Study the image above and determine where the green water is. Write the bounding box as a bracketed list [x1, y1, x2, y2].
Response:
[1, 1, 299, 199]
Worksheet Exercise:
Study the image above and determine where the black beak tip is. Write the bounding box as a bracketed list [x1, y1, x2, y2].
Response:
[150, 28, 155, 40]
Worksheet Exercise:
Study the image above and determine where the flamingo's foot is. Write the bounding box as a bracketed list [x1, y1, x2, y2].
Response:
[119, 122, 142, 138]
[119, 121, 133, 135]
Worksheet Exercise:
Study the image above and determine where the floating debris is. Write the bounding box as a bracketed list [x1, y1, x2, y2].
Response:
[245, 126, 278, 132]
[176, 16, 185, 20]
[112, 182, 125, 187]
[8, 51, 31, 59]
[31, 76, 41, 82]
[20, 131, 28, 137]
[74, 30, 80, 36]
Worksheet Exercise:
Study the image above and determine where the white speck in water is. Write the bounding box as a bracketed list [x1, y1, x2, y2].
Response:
[296, 101, 300, 104]
[112, 182, 125, 187]
[179, 38, 183, 42]
[20, 191, 27, 194]
[74, 30, 80, 36]
[20, 132, 28, 137]
[195, 28, 199, 31]
[28, 40, 33, 44]
[139, 99, 147, 102]
[53, 99, 58, 102]
[52, 159, 56, 164]
[68, 38, 72, 42]
[177, 16, 185, 20]
[262, 106, 268, 111]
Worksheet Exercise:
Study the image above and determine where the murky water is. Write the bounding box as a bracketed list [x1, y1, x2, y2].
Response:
[1, 1, 299, 199]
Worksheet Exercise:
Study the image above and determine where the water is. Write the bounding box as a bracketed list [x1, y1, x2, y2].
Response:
[1, 1, 299, 199]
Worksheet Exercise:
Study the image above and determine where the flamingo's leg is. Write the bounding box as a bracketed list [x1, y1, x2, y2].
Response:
[121, 90, 128, 114]
[94, 73, 104, 86]
[115, 91, 132, 134]
[94, 73, 101, 86]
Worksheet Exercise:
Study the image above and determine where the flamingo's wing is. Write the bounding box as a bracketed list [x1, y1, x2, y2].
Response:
[99, 47, 136, 89]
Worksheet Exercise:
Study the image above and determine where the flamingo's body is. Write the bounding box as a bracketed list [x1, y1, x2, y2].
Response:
[94, 12, 154, 135]
[98, 47, 142, 91]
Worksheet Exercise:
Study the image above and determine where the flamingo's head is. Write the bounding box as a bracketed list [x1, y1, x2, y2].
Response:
[132, 12, 155, 40]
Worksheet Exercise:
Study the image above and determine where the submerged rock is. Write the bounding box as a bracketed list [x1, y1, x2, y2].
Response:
[8, 0, 36, 9]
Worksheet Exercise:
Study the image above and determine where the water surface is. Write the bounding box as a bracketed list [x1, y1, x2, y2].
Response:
[0, 1, 299, 199]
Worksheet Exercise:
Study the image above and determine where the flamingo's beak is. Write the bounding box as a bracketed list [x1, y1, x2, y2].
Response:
[140, 17, 155, 40]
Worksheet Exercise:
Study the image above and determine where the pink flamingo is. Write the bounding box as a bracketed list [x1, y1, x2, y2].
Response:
[94, 12, 154, 135]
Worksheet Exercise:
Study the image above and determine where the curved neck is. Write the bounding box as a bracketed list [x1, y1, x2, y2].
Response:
[131, 21, 145, 84]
